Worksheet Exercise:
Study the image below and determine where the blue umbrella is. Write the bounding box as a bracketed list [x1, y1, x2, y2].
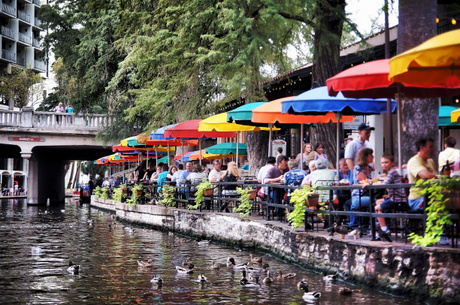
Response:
[282, 86, 396, 171]
[282, 86, 396, 115]
[150, 124, 178, 140]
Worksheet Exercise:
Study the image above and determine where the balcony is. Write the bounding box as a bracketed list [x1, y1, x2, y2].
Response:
[1, 3, 16, 17]
[1, 26, 16, 39]
[33, 0, 40, 6]
[34, 17, 42, 28]
[34, 60, 46, 71]
[17, 57, 25, 66]
[18, 10, 31, 23]
[2, 49, 16, 62]
[18, 32, 32, 45]
[32, 38, 41, 48]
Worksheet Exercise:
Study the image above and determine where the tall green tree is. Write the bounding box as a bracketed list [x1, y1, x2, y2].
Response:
[0, 67, 42, 108]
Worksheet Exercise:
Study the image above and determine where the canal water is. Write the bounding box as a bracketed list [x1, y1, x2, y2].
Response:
[0, 198, 420, 304]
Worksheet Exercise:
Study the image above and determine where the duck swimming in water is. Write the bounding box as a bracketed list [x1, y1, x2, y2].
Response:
[137, 260, 153, 268]
[67, 261, 80, 274]
[299, 283, 321, 301]
[150, 275, 163, 285]
[226, 257, 249, 270]
[176, 263, 195, 273]
[197, 272, 208, 283]
[240, 270, 260, 288]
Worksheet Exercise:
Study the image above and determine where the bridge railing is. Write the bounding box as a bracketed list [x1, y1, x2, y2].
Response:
[0, 108, 113, 130]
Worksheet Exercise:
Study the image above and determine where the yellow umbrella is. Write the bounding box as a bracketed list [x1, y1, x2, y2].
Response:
[198, 112, 275, 132]
[451, 108, 460, 123]
[389, 29, 460, 87]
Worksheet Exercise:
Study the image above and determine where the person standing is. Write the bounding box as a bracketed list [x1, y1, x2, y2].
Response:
[438, 136, 459, 172]
[407, 137, 437, 211]
[345, 123, 374, 171]
[55, 102, 65, 124]
[66, 103, 73, 124]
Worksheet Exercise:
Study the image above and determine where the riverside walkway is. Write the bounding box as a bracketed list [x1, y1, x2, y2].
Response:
[89, 182, 460, 304]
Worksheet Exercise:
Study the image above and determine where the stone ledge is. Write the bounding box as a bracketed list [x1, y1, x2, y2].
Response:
[91, 198, 460, 304]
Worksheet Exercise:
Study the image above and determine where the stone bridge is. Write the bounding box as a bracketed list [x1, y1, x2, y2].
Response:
[0, 107, 115, 204]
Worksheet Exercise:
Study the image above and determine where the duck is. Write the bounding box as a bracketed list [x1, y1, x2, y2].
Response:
[327, 224, 352, 239]
[67, 261, 80, 274]
[240, 270, 260, 288]
[249, 254, 263, 264]
[262, 270, 273, 284]
[323, 273, 337, 282]
[297, 278, 309, 291]
[137, 260, 153, 268]
[182, 257, 192, 268]
[150, 275, 163, 285]
[347, 226, 363, 240]
[276, 270, 296, 280]
[197, 239, 210, 246]
[226, 257, 249, 270]
[245, 263, 270, 279]
[339, 287, 353, 295]
[176, 263, 195, 273]
[210, 259, 225, 270]
[300, 284, 322, 301]
[196, 272, 208, 283]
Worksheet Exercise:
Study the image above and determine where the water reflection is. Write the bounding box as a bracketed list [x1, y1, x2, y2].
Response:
[0, 198, 418, 304]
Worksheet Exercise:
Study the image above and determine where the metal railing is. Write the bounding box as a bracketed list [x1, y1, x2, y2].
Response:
[0, 108, 114, 131]
[34, 0, 41, 6]
[1, 25, 16, 39]
[1, 49, 16, 62]
[18, 32, 32, 45]
[17, 57, 26, 66]
[18, 10, 31, 23]
[1, 3, 16, 16]
[32, 38, 41, 48]
[34, 60, 46, 71]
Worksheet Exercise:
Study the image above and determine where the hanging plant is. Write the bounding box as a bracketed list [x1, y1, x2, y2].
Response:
[127, 184, 143, 207]
[101, 188, 109, 200]
[189, 178, 212, 210]
[408, 177, 458, 247]
[112, 184, 127, 203]
[287, 185, 316, 229]
[233, 187, 253, 217]
[94, 186, 102, 199]
[159, 184, 176, 207]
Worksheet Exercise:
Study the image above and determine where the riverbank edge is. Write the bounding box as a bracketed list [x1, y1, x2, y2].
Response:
[90, 197, 459, 304]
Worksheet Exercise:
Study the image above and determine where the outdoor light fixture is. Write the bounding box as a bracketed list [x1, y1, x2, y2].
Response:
[452, 18, 457, 25]
[436, 17, 439, 23]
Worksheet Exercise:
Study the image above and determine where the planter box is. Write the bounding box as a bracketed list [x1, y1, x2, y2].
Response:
[444, 190, 460, 210]
[248, 189, 257, 200]
[203, 188, 214, 196]
[306, 193, 319, 209]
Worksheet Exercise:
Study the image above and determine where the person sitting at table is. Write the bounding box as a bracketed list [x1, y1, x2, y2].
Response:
[186, 163, 207, 191]
[172, 164, 184, 184]
[208, 160, 222, 182]
[349, 147, 375, 229]
[166, 165, 178, 186]
[305, 142, 327, 167]
[220, 161, 240, 212]
[157, 164, 170, 192]
[301, 160, 317, 186]
[335, 158, 353, 224]
[150, 163, 164, 182]
[264, 155, 289, 212]
[309, 158, 336, 204]
[256, 157, 276, 215]
[371, 154, 406, 242]
[142, 161, 155, 181]
[296, 143, 313, 170]
[284, 159, 306, 214]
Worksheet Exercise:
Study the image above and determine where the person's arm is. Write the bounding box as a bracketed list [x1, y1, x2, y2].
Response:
[417, 169, 437, 179]
[346, 159, 354, 172]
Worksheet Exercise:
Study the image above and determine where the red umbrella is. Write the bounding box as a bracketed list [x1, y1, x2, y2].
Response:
[327, 59, 460, 99]
[163, 119, 236, 138]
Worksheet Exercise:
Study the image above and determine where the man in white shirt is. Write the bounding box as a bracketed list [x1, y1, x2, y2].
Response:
[256, 157, 276, 215]
[171, 164, 184, 184]
[345, 122, 374, 170]
[208, 160, 222, 182]
[438, 136, 460, 171]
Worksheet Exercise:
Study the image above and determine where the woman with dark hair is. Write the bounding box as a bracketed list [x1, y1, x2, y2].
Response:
[305, 142, 327, 168]
[348, 147, 374, 228]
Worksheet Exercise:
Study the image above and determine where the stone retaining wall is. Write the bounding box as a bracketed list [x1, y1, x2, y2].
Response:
[91, 197, 460, 304]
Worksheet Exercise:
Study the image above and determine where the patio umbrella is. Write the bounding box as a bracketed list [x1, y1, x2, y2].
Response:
[389, 29, 460, 87]
[164, 119, 236, 165]
[282, 86, 396, 171]
[206, 142, 247, 155]
[252, 96, 354, 167]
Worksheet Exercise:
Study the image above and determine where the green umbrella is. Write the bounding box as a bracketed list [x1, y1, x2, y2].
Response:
[157, 155, 169, 165]
[205, 142, 247, 155]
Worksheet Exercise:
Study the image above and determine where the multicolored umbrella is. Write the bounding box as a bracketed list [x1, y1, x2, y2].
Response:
[164, 119, 236, 139]
[389, 29, 460, 87]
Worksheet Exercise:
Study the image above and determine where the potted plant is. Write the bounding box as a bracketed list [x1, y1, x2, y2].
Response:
[287, 185, 316, 230]
[159, 184, 176, 207]
[113, 184, 127, 203]
[189, 178, 212, 210]
[94, 186, 102, 199]
[408, 177, 458, 247]
[233, 187, 253, 217]
[127, 184, 143, 207]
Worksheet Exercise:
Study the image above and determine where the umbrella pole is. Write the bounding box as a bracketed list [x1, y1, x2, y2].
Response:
[300, 124, 304, 169]
[199, 139, 202, 166]
[397, 92, 402, 175]
[236, 132, 239, 168]
[335, 113, 341, 173]
[268, 124, 273, 157]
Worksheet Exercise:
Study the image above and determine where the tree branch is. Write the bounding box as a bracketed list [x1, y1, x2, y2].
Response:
[278, 12, 315, 27]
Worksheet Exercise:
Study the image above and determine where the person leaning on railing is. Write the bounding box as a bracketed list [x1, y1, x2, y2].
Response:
[220, 161, 240, 212]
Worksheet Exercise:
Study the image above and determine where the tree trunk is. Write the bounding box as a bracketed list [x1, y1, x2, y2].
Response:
[398, 0, 438, 165]
[245, 131, 269, 175]
[311, 0, 345, 168]
[66, 161, 75, 189]
[72, 163, 81, 189]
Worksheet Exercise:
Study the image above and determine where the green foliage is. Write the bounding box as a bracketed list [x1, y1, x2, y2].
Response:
[101, 188, 109, 200]
[0, 67, 42, 108]
[94, 186, 102, 199]
[408, 177, 457, 247]
[80, 161, 107, 178]
[233, 187, 254, 217]
[159, 184, 176, 207]
[287, 185, 316, 229]
[189, 178, 212, 210]
[112, 184, 127, 202]
[127, 184, 143, 206]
